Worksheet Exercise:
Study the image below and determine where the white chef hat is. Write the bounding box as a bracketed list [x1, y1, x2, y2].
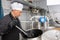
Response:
[11, 2, 23, 11]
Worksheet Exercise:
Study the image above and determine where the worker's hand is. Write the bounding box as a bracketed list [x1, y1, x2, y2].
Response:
[9, 20, 17, 28]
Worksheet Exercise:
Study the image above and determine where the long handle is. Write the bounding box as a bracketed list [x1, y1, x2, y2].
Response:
[15, 26, 28, 36]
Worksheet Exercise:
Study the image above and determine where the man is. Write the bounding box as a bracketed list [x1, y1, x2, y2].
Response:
[0, 2, 23, 40]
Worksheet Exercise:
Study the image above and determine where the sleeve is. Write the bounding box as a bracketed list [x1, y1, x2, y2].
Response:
[0, 18, 9, 35]
[16, 19, 23, 29]
[19, 21, 23, 29]
[16, 19, 26, 33]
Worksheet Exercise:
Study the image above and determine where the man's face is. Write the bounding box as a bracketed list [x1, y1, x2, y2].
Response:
[12, 10, 22, 17]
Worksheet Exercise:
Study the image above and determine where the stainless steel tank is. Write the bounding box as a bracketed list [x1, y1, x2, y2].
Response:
[27, 36, 41, 40]
[41, 30, 60, 40]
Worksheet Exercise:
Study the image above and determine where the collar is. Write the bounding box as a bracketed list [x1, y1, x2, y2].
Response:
[9, 13, 18, 20]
